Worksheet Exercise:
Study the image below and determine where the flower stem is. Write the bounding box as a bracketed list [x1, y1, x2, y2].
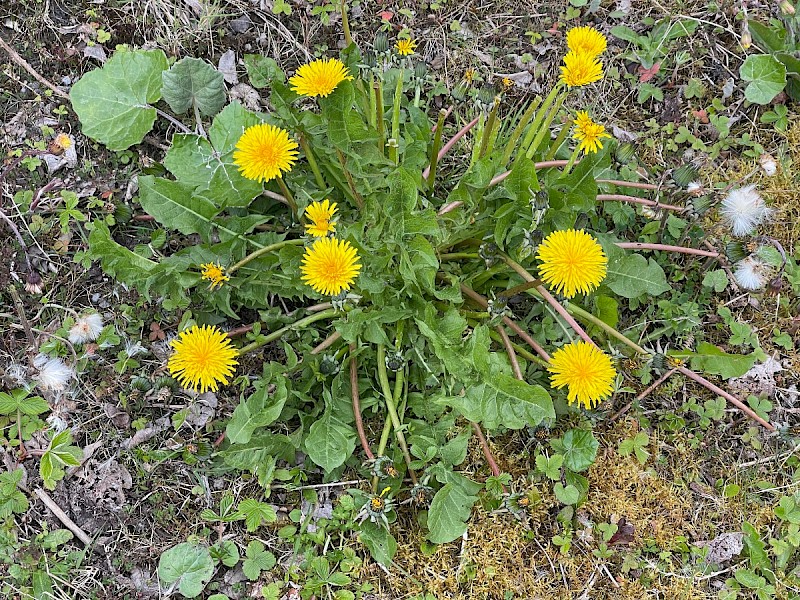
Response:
[471, 421, 502, 481]
[615, 242, 719, 258]
[374, 80, 385, 155]
[391, 73, 403, 151]
[335, 149, 365, 210]
[298, 134, 326, 191]
[341, 0, 352, 47]
[478, 99, 500, 159]
[276, 177, 299, 222]
[349, 343, 375, 460]
[421, 116, 480, 180]
[496, 326, 524, 380]
[598, 194, 687, 213]
[439, 252, 479, 261]
[376, 344, 417, 484]
[500, 96, 540, 167]
[228, 238, 305, 275]
[238, 309, 338, 355]
[501, 255, 596, 346]
[526, 90, 566, 160]
[518, 85, 561, 160]
[562, 145, 582, 176]
[544, 115, 572, 161]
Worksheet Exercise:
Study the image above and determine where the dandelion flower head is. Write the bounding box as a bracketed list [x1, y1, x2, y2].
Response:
[720, 184, 771, 237]
[68, 312, 104, 345]
[548, 341, 616, 409]
[54, 133, 73, 150]
[396, 39, 417, 56]
[233, 123, 299, 183]
[572, 111, 611, 154]
[566, 26, 607, 57]
[300, 237, 362, 296]
[560, 51, 604, 87]
[305, 200, 338, 238]
[33, 354, 74, 393]
[200, 262, 230, 290]
[734, 256, 770, 290]
[536, 229, 607, 298]
[167, 325, 239, 393]
[289, 58, 353, 98]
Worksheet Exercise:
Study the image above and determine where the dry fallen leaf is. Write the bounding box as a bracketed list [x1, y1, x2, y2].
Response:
[638, 62, 661, 83]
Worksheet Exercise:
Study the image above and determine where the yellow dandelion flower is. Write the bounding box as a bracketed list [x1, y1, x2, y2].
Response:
[501, 77, 514, 89]
[305, 200, 338, 238]
[566, 26, 607, 57]
[300, 237, 361, 296]
[200, 262, 230, 290]
[54, 133, 72, 150]
[560, 51, 603, 87]
[572, 111, 611, 154]
[464, 68, 477, 83]
[289, 58, 353, 98]
[233, 123, 299, 183]
[536, 229, 607, 298]
[548, 341, 616, 409]
[167, 325, 238, 393]
[396, 39, 417, 56]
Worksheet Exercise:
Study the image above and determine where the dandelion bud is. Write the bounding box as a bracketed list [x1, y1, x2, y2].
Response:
[741, 25, 752, 50]
[414, 61, 428, 79]
[25, 271, 43, 295]
[319, 354, 340, 376]
[779, 0, 795, 15]
[374, 33, 389, 53]
[451, 83, 467, 102]
[672, 164, 698, 188]
[759, 153, 777, 176]
[615, 142, 636, 164]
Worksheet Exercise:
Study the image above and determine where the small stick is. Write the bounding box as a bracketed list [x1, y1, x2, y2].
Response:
[596, 179, 659, 190]
[0, 36, 69, 99]
[34, 488, 93, 546]
[598, 194, 687, 213]
[471, 421, 502, 479]
[610, 368, 677, 422]
[676, 365, 775, 431]
[311, 331, 342, 355]
[496, 326, 524, 380]
[350, 344, 375, 460]
[615, 242, 719, 258]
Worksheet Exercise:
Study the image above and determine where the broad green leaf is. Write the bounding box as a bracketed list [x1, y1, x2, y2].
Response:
[740, 55, 786, 105]
[427, 482, 478, 544]
[559, 429, 599, 472]
[551, 153, 598, 212]
[236, 499, 277, 532]
[605, 253, 671, 298]
[244, 54, 285, 88]
[536, 453, 564, 480]
[682, 342, 757, 379]
[226, 378, 288, 444]
[747, 21, 786, 54]
[319, 81, 370, 151]
[208, 101, 265, 155]
[137, 176, 219, 240]
[358, 521, 397, 566]
[503, 156, 539, 203]
[0, 390, 49, 416]
[447, 376, 554, 430]
[304, 409, 356, 472]
[702, 269, 728, 292]
[554, 483, 580, 505]
[158, 542, 215, 598]
[242, 540, 276, 581]
[71, 49, 168, 150]
[86, 222, 158, 286]
[594, 295, 618, 328]
[162, 57, 226, 117]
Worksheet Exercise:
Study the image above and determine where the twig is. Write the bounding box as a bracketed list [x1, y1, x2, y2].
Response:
[0, 36, 69, 99]
[8, 286, 35, 348]
[34, 488, 93, 546]
[610, 368, 677, 422]
[311, 331, 342, 355]
[676, 366, 775, 431]
[615, 242, 719, 258]
[737, 442, 800, 468]
[471, 421, 502, 479]
[496, 326, 524, 380]
[350, 344, 375, 460]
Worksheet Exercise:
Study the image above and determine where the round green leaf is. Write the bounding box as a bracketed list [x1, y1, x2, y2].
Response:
[561, 429, 599, 472]
[70, 49, 168, 150]
[162, 57, 227, 117]
[157, 542, 214, 598]
[740, 55, 787, 105]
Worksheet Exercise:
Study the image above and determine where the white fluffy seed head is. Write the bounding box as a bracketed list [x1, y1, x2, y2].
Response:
[759, 153, 777, 177]
[720, 184, 771, 237]
[68, 313, 104, 344]
[734, 256, 770, 290]
[32, 354, 74, 392]
[687, 181, 704, 196]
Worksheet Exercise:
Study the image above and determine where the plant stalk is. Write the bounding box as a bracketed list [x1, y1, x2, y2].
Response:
[298, 134, 327, 191]
[227, 238, 305, 275]
[478, 99, 500, 159]
[544, 115, 572, 161]
[341, 0, 352, 47]
[500, 97, 540, 167]
[376, 344, 417, 484]
[426, 109, 447, 189]
[421, 116, 480, 180]
[238, 308, 338, 355]
[349, 343, 375, 460]
[276, 177, 299, 222]
[374, 80, 385, 155]
[526, 90, 566, 160]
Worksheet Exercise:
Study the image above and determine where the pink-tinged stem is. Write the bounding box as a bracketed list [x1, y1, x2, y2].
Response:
[350, 343, 376, 460]
[422, 116, 480, 180]
[615, 243, 719, 258]
[676, 366, 775, 431]
[501, 256, 597, 347]
[489, 160, 571, 186]
[496, 326, 524, 380]
[431, 105, 454, 133]
[598, 194, 687, 212]
[597, 179, 659, 190]
[438, 201, 464, 216]
[459, 284, 550, 361]
[471, 421, 502, 480]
